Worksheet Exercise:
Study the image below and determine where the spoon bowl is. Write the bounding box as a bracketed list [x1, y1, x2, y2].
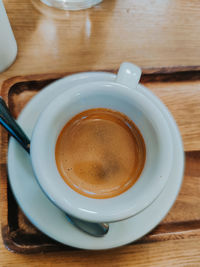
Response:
[0, 97, 109, 237]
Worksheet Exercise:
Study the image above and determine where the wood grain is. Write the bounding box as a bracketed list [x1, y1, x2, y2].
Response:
[0, 235, 199, 266]
[2, 0, 200, 79]
[146, 80, 200, 151]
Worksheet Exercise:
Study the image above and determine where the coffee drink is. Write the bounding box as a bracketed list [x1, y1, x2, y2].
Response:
[55, 108, 146, 199]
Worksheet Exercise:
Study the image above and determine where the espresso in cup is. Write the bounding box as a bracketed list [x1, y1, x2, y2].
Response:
[55, 108, 146, 199]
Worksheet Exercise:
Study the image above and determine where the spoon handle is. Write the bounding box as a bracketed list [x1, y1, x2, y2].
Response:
[0, 97, 30, 153]
[0, 96, 109, 237]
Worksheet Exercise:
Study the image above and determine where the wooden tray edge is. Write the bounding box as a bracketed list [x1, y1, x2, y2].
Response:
[1, 68, 200, 253]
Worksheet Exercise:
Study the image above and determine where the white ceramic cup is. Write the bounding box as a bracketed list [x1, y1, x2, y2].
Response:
[31, 63, 174, 223]
[0, 0, 17, 73]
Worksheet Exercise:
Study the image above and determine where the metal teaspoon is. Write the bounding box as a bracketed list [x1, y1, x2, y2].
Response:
[0, 97, 109, 237]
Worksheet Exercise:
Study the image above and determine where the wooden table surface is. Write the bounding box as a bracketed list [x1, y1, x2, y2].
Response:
[0, 0, 200, 265]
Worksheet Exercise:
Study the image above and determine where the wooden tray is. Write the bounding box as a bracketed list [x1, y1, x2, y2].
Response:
[0, 69, 200, 254]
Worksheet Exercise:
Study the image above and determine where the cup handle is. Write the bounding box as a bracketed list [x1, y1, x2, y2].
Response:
[116, 62, 142, 90]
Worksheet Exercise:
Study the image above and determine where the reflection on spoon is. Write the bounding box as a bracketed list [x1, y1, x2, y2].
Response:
[66, 215, 109, 237]
[0, 97, 109, 237]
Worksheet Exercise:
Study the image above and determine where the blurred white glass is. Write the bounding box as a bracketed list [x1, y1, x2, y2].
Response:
[40, 0, 102, 10]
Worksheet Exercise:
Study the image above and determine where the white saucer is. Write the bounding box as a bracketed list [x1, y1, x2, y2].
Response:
[7, 72, 184, 250]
